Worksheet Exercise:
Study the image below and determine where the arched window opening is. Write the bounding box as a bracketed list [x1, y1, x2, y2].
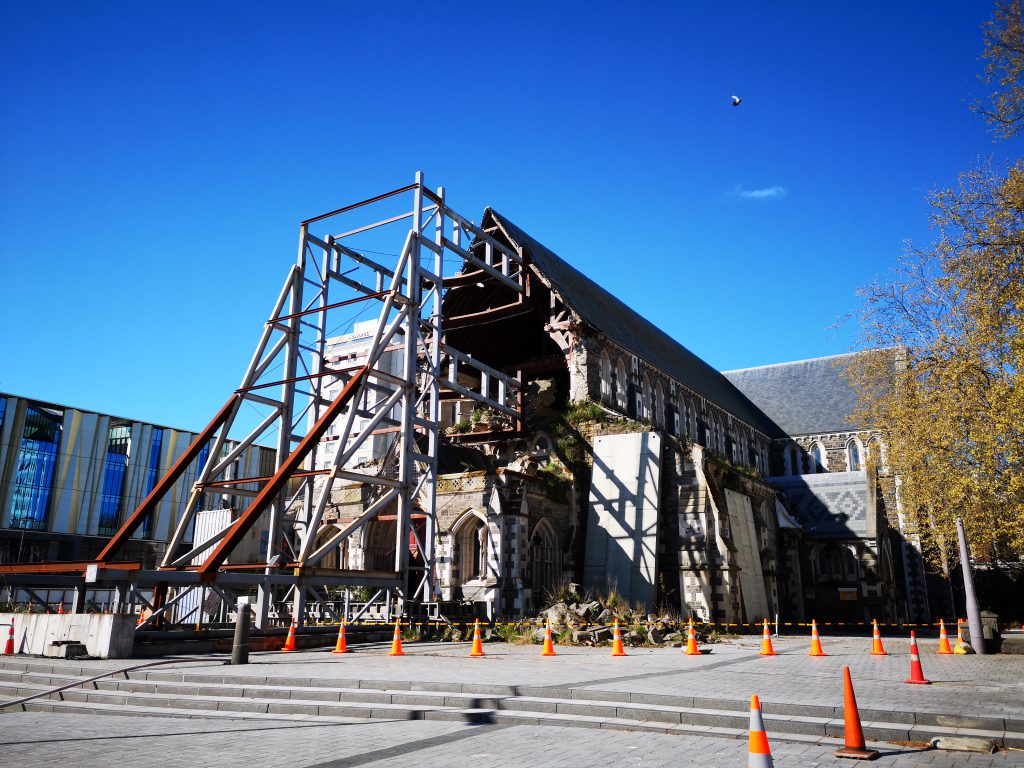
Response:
[454, 512, 490, 584]
[811, 442, 827, 472]
[615, 358, 628, 412]
[847, 438, 863, 471]
[599, 350, 612, 403]
[654, 382, 665, 428]
[640, 373, 652, 422]
[529, 520, 559, 607]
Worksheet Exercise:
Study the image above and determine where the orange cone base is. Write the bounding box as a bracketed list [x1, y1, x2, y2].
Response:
[611, 645, 627, 657]
[835, 746, 880, 760]
[389, 647, 405, 656]
[870, 651, 888, 656]
[759, 646, 777, 657]
[937, 642, 953, 655]
[684, 645, 700, 656]
[281, 646, 297, 653]
[541, 642, 556, 657]
[905, 678, 931, 685]
[809, 649, 828, 657]
[331, 648, 349, 654]
[469, 649, 485, 657]
[469, 641, 485, 658]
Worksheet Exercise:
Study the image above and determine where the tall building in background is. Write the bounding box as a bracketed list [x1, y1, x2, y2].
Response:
[0, 393, 275, 567]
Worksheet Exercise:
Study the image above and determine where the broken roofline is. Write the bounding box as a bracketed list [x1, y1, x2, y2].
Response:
[480, 208, 785, 442]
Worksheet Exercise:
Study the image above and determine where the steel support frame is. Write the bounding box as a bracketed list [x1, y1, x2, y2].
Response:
[8, 173, 524, 629]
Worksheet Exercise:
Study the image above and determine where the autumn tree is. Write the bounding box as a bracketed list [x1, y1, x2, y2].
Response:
[848, 165, 1023, 567]
[973, 0, 1024, 139]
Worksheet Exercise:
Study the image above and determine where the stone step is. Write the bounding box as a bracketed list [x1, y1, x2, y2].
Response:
[1, 677, 1020, 748]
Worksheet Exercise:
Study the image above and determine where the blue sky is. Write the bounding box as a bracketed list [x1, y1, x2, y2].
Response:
[0, 2, 1016, 431]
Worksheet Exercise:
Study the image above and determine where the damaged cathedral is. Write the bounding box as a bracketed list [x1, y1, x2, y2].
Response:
[305, 209, 927, 625]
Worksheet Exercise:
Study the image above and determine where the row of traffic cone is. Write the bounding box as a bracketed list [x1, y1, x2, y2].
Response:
[750, 665, 881, 765]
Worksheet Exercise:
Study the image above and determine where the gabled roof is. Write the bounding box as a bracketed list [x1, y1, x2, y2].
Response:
[722, 353, 863, 436]
[484, 209, 784, 439]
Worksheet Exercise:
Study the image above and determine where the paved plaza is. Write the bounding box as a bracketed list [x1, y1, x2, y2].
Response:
[2, 634, 1023, 766]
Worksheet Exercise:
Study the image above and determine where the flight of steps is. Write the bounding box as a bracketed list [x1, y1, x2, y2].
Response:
[0, 659, 1020, 748]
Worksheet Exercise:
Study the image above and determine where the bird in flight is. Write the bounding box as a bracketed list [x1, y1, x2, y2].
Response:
[731, 95, 742, 107]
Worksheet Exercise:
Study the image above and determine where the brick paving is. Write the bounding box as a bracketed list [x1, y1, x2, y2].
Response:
[2, 634, 1023, 766]
[1, 712, 1022, 767]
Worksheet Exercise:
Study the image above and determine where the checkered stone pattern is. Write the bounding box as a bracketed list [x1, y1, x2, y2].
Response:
[771, 473, 869, 537]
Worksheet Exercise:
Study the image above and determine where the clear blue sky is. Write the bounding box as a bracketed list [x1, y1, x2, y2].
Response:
[0, 2, 1016, 432]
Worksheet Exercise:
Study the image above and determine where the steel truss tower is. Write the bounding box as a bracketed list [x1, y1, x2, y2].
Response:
[1, 173, 524, 631]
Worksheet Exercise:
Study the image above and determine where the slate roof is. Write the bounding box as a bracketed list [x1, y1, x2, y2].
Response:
[721, 354, 863, 436]
[485, 209, 784, 439]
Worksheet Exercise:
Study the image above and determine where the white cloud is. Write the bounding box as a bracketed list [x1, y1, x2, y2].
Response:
[731, 184, 787, 200]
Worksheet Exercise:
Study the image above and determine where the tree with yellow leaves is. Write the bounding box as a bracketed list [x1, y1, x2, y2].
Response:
[848, 1, 1023, 570]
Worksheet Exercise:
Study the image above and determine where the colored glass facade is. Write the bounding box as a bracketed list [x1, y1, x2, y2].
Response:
[97, 425, 131, 536]
[9, 406, 63, 530]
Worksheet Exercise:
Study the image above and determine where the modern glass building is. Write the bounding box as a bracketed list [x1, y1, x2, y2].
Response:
[0, 393, 273, 566]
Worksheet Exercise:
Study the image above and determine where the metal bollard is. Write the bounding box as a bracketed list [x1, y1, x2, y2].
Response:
[231, 600, 251, 665]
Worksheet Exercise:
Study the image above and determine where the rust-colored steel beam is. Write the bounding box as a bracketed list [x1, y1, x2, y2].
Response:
[301, 184, 417, 226]
[0, 561, 141, 575]
[273, 291, 388, 323]
[96, 396, 237, 563]
[200, 469, 329, 488]
[197, 366, 369, 579]
[239, 364, 361, 393]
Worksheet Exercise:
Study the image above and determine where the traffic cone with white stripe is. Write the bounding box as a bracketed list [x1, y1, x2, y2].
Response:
[905, 631, 931, 684]
[759, 619, 777, 656]
[869, 619, 888, 656]
[684, 618, 700, 656]
[541, 618, 557, 657]
[388, 619, 405, 656]
[331, 621, 349, 654]
[469, 619, 485, 658]
[3, 622, 14, 655]
[835, 666, 880, 760]
[747, 694, 774, 767]
[610, 619, 627, 657]
[280, 621, 298, 652]
[808, 619, 827, 657]
[936, 619, 953, 654]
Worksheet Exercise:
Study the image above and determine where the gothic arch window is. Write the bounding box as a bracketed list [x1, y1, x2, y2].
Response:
[689, 399, 698, 440]
[811, 441, 827, 472]
[529, 519, 559, 605]
[599, 350, 612, 403]
[843, 546, 860, 581]
[788, 444, 801, 476]
[654, 382, 665, 429]
[847, 438, 864, 471]
[640, 373, 652, 423]
[615, 357, 628, 412]
[453, 511, 490, 584]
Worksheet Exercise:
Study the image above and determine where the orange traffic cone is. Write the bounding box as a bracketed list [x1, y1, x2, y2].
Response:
[541, 619, 557, 657]
[759, 619, 777, 656]
[808, 620, 827, 657]
[388, 619, 405, 656]
[280, 621, 298, 652]
[747, 694, 774, 767]
[684, 618, 700, 656]
[469, 620, 485, 658]
[3, 622, 14, 655]
[905, 631, 931, 684]
[331, 621, 349, 654]
[610, 619, 627, 657]
[869, 619, 888, 655]
[936, 619, 953, 654]
[835, 665, 880, 760]
[953, 619, 972, 654]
